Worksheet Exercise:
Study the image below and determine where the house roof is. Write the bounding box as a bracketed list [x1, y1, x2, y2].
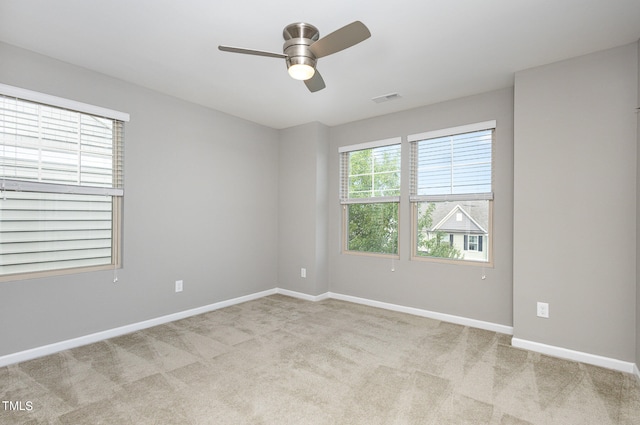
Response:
[429, 202, 488, 235]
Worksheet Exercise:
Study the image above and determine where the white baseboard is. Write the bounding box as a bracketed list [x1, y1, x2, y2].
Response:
[0, 288, 277, 368]
[511, 337, 636, 375]
[275, 289, 513, 335]
[0, 287, 513, 368]
[327, 292, 514, 335]
[275, 288, 330, 302]
[4, 287, 637, 378]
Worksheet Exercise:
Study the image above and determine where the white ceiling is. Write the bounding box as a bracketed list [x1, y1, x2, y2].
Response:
[1, 0, 639, 129]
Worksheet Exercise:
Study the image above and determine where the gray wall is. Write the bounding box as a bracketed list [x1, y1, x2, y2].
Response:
[0, 42, 280, 356]
[327, 88, 515, 326]
[513, 43, 638, 362]
[637, 40, 640, 369]
[2, 40, 639, 368]
[278, 122, 329, 296]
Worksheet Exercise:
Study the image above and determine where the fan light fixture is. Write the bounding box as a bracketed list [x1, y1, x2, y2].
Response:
[285, 47, 316, 81]
[288, 63, 315, 80]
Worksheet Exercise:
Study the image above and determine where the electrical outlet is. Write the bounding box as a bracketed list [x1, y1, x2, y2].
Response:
[175, 280, 183, 293]
[537, 302, 549, 318]
[301, 268, 306, 278]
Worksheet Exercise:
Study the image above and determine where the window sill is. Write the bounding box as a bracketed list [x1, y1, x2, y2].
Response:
[0, 264, 121, 283]
[342, 250, 400, 260]
[410, 254, 493, 268]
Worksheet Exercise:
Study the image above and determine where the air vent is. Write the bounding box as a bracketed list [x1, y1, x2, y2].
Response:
[372, 92, 401, 103]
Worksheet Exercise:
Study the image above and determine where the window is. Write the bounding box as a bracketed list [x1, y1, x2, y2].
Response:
[465, 235, 482, 251]
[410, 121, 494, 263]
[0, 84, 128, 280]
[340, 138, 401, 255]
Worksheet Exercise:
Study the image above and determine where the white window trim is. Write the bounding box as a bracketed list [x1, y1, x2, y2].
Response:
[0, 83, 130, 122]
[408, 120, 495, 143]
[338, 137, 401, 154]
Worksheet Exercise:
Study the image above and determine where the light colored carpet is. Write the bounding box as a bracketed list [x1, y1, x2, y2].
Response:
[1, 294, 639, 424]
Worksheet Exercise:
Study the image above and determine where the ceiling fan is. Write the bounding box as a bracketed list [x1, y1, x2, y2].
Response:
[218, 21, 371, 93]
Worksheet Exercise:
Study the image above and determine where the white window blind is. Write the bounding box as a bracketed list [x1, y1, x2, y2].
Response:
[0, 86, 126, 278]
[0, 95, 124, 195]
[410, 123, 494, 201]
[0, 191, 115, 275]
[340, 138, 401, 204]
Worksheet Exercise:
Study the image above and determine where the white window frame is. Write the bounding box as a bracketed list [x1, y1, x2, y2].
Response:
[0, 83, 129, 281]
[467, 235, 480, 251]
[339, 137, 401, 257]
[409, 121, 495, 265]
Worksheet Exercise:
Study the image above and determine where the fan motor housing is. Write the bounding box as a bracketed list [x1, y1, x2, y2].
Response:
[283, 22, 319, 42]
[283, 23, 319, 71]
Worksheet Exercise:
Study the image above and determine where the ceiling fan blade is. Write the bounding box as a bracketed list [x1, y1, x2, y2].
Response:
[304, 70, 326, 92]
[308, 21, 371, 59]
[218, 45, 287, 59]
